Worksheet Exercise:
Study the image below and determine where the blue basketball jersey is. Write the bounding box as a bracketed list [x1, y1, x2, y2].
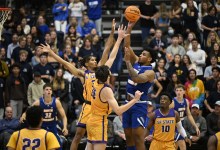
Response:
[173, 98, 187, 121]
[40, 97, 57, 127]
[126, 63, 153, 102]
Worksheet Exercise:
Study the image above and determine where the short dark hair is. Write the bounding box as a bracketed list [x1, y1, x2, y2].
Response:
[160, 92, 172, 103]
[26, 106, 43, 128]
[11, 63, 21, 70]
[175, 84, 185, 90]
[95, 65, 110, 83]
[43, 83, 53, 90]
[191, 38, 198, 42]
[40, 52, 48, 57]
[171, 34, 179, 39]
[208, 6, 217, 13]
[212, 66, 220, 72]
[81, 55, 95, 67]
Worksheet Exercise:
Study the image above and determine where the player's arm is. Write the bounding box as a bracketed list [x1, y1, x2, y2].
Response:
[207, 135, 217, 150]
[175, 111, 192, 146]
[124, 22, 139, 64]
[56, 99, 68, 136]
[145, 112, 155, 137]
[101, 87, 142, 115]
[105, 24, 129, 68]
[20, 100, 40, 123]
[39, 44, 84, 77]
[124, 48, 154, 83]
[185, 100, 200, 136]
[98, 19, 115, 66]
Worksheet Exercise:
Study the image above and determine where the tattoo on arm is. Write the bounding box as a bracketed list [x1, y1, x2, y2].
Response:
[126, 62, 138, 78]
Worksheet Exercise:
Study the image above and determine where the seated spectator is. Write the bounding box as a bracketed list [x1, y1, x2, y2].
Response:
[62, 44, 78, 66]
[206, 101, 220, 136]
[205, 67, 220, 97]
[52, 68, 70, 114]
[65, 17, 83, 37]
[204, 55, 220, 81]
[113, 115, 126, 149]
[18, 50, 33, 86]
[183, 104, 207, 145]
[31, 46, 41, 67]
[81, 15, 96, 37]
[182, 54, 197, 71]
[205, 31, 220, 54]
[184, 32, 201, 51]
[20, 18, 31, 35]
[208, 43, 220, 65]
[36, 15, 50, 37]
[33, 52, 55, 83]
[0, 47, 11, 68]
[0, 106, 20, 150]
[166, 72, 181, 98]
[0, 78, 4, 119]
[0, 58, 9, 80]
[78, 36, 98, 60]
[5, 63, 27, 118]
[165, 34, 186, 69]
[204, 80, 220, 113]
[27, 72, 45, 105]
[7, 33, 19, 59]
[66, 25, 81, 54]
[26, 34, 35, 53]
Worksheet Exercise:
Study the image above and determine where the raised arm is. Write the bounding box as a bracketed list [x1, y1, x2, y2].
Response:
[39, 44, 84, 77]
[124, 48, 155, 83]
[105, 25, 129, 68]
[101, 87, 142, 115]
[185, 100, 200, 136]
[56, 99, 68, 136]
[98, 19, 116, 66]
[124, 22, 139, 64]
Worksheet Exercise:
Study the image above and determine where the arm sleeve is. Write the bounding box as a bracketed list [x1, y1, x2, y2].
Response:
[176, 121, 187, 138]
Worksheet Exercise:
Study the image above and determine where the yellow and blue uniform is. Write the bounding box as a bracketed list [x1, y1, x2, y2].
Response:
[77, 70, 96, 128]
[123, 63, 153, 128]
[7, 128, 60, 150]
[215, 132, 220, 150]
[150, 108, 176, 150]
[87, 80, 112, 143]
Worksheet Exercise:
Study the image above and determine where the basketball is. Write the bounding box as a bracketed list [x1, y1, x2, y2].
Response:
[124, 6, 140, 22]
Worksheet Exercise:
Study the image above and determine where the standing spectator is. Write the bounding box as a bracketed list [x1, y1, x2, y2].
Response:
[184, 32, 201, 51]
[18, 50, 33, 86]
[166, 34, 186, 68]
[86, 0, 102, 37]
[186, 38, 206, 78]
[206, 31, 220, 54]
[36, 15, 50, 38]
[11, 36, 33, 64]
[206, 101, 220, 136]
[169, 0, 182, 34]
[5, 63, 27, 118]
[201, 6, 219, 47]
[52, 68, 70, 114]
[52, 0, 68, 33]
[27, 72, 45, 105]
[0, 78, 4, 119]
[0, 106, 20, 150]
[156, 3, 170, 34]
[113, 115, 126, 149]
[204, 80, 220, 113]
[185, 69, 205, 108]
[182, 54, 197, 71]
[182, 0, 199, 39]
[204, 56, 220, 81]
[81, 15, 96, 38]
[7, 33, 19, 59]
[183, 104, 207, 146]
[139, 0, 158, 42]
[33, 53, 55, 83]
[68, 0, 86, 27]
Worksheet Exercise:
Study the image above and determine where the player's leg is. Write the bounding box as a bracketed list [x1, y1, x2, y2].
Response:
[85, 142, 94, 150]
[70, 127, 86, 150]
[93, 143, 106, 150]
[124, 128, 135, 148]
[176, 140, 186, 150]
[132, 127, 146, 150]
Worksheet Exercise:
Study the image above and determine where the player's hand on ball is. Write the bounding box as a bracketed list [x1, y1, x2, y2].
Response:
[134, 90, 143, 101]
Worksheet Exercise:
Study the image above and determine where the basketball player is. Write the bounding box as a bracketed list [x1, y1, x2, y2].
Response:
[20, 83, 68, 150]
[7, 106, 60, 150]
[123, 22, 155, 150]
[146, 93, 191, 150]
[170, 84, 200, 150]
[208, 132, 220, 150]
[86, 65, 143, 150]
[39, 20, 129, 150]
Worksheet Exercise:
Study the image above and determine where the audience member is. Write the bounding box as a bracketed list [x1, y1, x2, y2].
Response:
[27, 72, 45, 105]
[204, 56, 220, 81]
[113, 115, 126, 149]
[6, 33, 19, 59]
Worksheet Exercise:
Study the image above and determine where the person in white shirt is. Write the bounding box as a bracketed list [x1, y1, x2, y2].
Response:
[186, 38, 206, 79]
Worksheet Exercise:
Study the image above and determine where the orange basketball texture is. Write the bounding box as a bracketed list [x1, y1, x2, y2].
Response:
[124, 6, 140, 22]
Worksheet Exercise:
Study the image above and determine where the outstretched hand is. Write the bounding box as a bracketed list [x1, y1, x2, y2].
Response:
[117, 24, 129, 39]
[39, 43, 52, 54]
[111, 18, 116, 33]
[134, 90, 143, 101]
[127, 21, 136, 29]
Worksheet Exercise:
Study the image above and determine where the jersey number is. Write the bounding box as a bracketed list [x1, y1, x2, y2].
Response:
[162, 125, 170, 132]
[22, 138, 40, 150]
[179, 111, 184, 118]
[45, 112, 52, 118]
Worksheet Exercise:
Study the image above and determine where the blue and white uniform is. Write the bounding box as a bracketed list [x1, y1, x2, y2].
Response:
[123, 63, 153, 128]
[173, 97, 187, 141]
